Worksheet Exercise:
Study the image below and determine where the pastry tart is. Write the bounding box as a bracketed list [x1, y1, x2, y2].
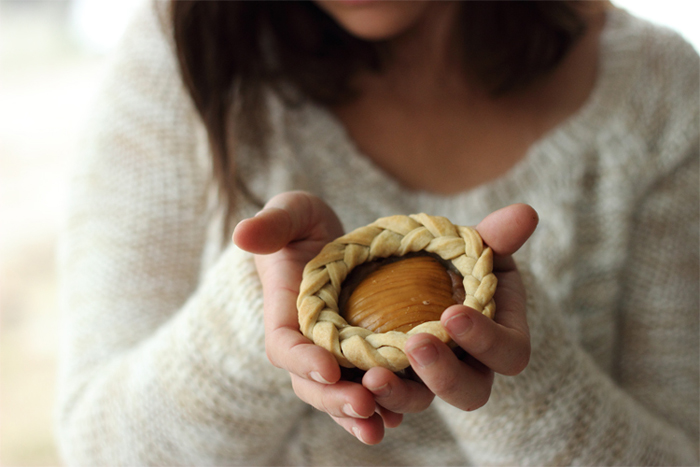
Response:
[297, 214, 497, 372]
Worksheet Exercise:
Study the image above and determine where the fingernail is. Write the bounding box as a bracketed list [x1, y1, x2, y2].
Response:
[445, 312, 473, 336]
[343, 403, 368, 419]
[352, 426, 368, 444]
[408, 339, 438, 368]
[368, 383, 391, 398]
[254, 208, 269, 217]
[309, 371, 332, 384]
[255, 206, 285, 218]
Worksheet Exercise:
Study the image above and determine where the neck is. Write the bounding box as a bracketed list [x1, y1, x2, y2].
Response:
[370, 1, 470, 102]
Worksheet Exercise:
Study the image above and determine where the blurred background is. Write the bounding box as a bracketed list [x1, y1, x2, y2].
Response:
[0, 0, 697, 465]
[1, 0, 142, 464]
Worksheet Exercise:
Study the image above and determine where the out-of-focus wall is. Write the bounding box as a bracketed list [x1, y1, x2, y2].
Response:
[0, 1, 139, 465]
[614, 0, 699, 52]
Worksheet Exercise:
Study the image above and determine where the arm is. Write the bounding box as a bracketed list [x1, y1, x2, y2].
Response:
[56, 3, 303, 465]
[432, 155, 699, 465]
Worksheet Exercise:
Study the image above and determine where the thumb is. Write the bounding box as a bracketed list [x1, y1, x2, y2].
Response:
[475, 203, 538, 271]
[233, 191, 343, 254]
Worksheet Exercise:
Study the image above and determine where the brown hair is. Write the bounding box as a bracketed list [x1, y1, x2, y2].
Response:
[169, 1, 586, 218]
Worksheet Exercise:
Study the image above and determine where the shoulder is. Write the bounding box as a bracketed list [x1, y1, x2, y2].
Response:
[112, 1, 178, 72]
[604, 7, 699, 94]
[621, 9, 699, 134]
[82, 0, 203, 158]
[92, 0, 191, 116]
[596, 8, 698, 187]
[73, 0, 209, 203]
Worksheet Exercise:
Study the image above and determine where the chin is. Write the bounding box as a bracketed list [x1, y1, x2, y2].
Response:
[314, 0, 431, 41]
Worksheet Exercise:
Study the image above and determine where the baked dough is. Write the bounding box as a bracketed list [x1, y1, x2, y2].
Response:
[297, 213, 497, 372]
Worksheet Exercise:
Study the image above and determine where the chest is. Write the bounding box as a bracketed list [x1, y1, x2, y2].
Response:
[331, 95, 554, 194]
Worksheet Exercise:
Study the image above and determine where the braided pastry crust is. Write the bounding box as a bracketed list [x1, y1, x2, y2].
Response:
[297, 213, 497, 372]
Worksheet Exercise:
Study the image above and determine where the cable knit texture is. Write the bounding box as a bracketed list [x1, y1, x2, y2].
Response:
[57, 2, 699, 466]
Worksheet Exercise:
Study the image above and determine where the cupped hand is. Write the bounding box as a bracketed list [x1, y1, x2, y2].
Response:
[362, 204, 538, 415]
[233, 191, 393, 444]
[234, 193, 538, 443]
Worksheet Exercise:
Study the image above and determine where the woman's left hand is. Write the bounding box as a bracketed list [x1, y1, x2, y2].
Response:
[361, 204, 537, 415]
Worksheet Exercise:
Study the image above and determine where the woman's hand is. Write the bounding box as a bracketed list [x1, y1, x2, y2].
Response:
[233, 191, 394, 444]
[362, 204, 537, 416]
[234, 192, 538, 444]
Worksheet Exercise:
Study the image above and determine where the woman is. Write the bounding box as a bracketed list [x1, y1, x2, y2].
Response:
[57, 1, 699, 465]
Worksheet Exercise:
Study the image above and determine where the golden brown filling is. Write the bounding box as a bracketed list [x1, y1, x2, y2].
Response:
[341, 255, 464, 333]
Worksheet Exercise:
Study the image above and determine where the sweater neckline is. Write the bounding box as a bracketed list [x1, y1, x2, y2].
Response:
[303, 8, 635, 209]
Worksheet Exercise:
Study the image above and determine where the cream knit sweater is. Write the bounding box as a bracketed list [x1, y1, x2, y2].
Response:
[57, 2, 699, 466]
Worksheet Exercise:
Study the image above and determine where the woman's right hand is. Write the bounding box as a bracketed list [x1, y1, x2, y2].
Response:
[233, 191, 401, 444]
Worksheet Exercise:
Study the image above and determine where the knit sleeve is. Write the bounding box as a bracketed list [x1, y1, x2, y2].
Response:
[616, 153, 699, 452]
[432, 152, 699, 465]
[56, 3, 303, 465]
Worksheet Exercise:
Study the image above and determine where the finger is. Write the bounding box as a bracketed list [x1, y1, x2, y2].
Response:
[233, 191, 344, 254]
[290, 374, 376, 420]
[405, 334, 494, 412]
[490, 268, 529, 334]
[233, 207, 294, 254]
[267, 326, 341, 384]
[362, 366, 435, 414]
[331, 413, 386, 445]
[235, 194, 345, 384]
[442, 303, 530, 376]
[375, 405, 404, 429]
[260, 259, 341, 384]
[475, 203, 538, 270]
